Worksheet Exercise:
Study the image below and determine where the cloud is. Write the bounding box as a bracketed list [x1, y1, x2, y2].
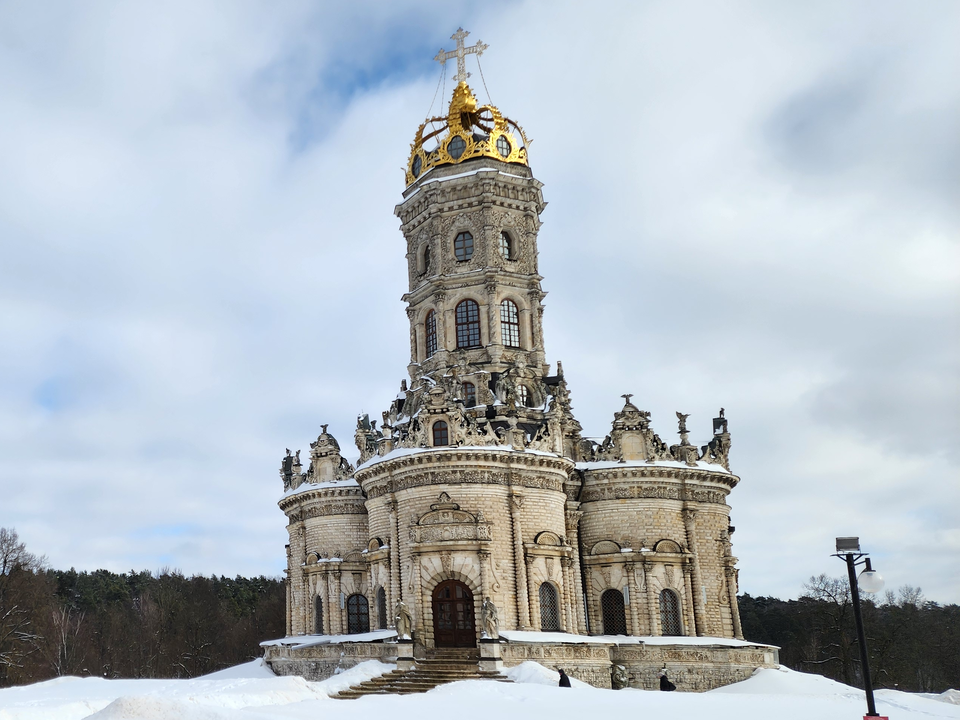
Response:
[0, 1, 958, 603]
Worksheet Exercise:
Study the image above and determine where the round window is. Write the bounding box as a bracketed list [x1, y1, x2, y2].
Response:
[496, 135, 511, 158]
[411, 155, 422, 178]
[448, 135, 466, 160]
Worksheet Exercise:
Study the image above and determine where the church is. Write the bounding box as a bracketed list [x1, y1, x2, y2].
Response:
[262, 30, 777, 691]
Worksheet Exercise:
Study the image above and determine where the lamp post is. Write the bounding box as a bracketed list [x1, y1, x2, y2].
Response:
[834, 537, 886, 720]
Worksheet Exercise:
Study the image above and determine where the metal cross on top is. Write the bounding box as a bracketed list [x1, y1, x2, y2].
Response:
[435, 27, 488, 84]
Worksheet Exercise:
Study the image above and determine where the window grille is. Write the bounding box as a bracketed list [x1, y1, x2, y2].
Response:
[517, 384, 530, 407]
[425, 311, 437, 357]
[346, 594, 369, 634]
[539, 583, 560, 631]
[601, 589, 627, 635]
[314, 596, 324, 634]
[432, 421, 449, 446]
[377, 587, 387, 630]
[454, 231, 474, 261]
[659, 589, 683, 636]
[500, 300, 520, 348]
[463, 381, 476, 408]
[455, 300, 481, 348]
[498, 231, 512, 259]
[496, 135, 511, 158]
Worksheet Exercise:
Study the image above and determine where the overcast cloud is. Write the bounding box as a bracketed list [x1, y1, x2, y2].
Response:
[1, 0, 957, 603]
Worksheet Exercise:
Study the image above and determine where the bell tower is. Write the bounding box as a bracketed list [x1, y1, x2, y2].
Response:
[397, 77, 549, 398]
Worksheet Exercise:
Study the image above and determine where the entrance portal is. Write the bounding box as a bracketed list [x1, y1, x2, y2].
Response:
[432, 580, 476, 647]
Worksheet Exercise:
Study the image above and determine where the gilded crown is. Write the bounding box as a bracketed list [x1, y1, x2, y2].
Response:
[405, 82, 530, 186]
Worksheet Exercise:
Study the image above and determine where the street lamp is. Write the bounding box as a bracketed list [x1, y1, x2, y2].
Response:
[833, 537, 887, 720]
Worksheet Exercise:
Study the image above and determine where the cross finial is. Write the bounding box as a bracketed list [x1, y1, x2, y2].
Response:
[434, 27, 488, 84]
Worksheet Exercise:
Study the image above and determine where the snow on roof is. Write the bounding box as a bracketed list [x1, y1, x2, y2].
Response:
[280, 477, 360, 501]
[498, 630, 775, 648]
[356, 444, 562, 472]
[260, 629, 397, 648]
[576, 459, 732, 475]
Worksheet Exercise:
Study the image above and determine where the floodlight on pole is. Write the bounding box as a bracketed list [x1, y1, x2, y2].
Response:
[833, 537, 887, 720]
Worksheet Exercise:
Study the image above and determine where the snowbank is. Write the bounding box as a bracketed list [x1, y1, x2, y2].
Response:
[1, 660, 957, 720]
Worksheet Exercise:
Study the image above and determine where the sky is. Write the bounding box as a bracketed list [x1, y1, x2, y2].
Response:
[1, 1, 958, 604]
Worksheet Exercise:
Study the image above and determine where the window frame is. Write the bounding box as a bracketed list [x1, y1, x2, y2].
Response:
[500, 299, 521, 348]
[432, 420, 449, 447]
[425, 310, 438, 358]
[455, 299, 482, 349]
[462, 381, 476, 408]
[498, 231, 512, 260]
[454, 231, 474, 262]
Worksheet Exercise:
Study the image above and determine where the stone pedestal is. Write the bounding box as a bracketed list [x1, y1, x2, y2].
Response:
[479, 638, 503, 672]
[396, 640, 415, 672]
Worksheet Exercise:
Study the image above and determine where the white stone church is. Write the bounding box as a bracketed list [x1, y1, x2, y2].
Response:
[262, 30, 777, 691]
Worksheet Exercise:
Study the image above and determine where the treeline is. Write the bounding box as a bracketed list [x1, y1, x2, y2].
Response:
[0, 528, 284, 688]
[739, 575, 960, 693]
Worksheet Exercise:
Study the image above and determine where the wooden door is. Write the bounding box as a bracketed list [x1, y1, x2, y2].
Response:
[432, 580, 476, 647]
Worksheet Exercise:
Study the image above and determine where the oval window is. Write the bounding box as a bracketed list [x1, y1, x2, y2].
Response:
[411, 155, 422, 178]
[448, 135, 466, 160]
[496, 135, 511, 158]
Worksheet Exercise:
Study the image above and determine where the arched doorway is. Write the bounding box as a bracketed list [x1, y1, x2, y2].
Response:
[432, 580, 476, 647]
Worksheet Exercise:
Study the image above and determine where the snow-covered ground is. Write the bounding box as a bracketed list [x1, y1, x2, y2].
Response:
[0, 659, 957, 720]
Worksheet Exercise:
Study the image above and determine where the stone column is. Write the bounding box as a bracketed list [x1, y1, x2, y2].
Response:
[625, 562, 641, 636]
[682, 508, 707, 635]
[642, 561, 659, 636]
[388, 500, 401, 609]
[331, 568, 343, 634]
[726, 566, 744, 640]
[320, 572, 330, 634]
[406, 307, 418, 362]
[564, 508, 587, 634]
[478, 550, 490, 600]
[682, 564, 697, 637]
[526, 556, 539, 630]
[413, 554, 425, 639]
[561, 556, 576, 633]
[285, 576, 292, 636]
[509, 494, 531, 629]
[486, 283, 501, 347]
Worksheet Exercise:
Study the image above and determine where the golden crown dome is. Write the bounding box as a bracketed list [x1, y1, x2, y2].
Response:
[405, 81, 530, 186]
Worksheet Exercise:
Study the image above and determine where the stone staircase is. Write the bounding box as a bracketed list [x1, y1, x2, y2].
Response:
[332, 649, 511, 699]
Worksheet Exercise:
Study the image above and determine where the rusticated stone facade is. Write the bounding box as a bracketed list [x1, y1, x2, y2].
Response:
[265, 68, 774, 690]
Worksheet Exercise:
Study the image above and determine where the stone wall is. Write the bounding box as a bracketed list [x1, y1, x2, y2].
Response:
[500, 640, 779, 692]
[263, 641, 398, 682]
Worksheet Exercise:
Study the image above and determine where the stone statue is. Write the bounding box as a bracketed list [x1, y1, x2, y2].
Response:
[675, 411, 690, 435]
[611, 664, 629, 690]
[480, 597, 499, 639]
[395, 601, 412, 640]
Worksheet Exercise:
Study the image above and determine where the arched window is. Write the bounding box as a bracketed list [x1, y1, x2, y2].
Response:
[432, 421, 449, 447]
[498, 231, 512, 259]
[500, 300, 521, 348]
[539, 583, 560, 631]
[314, 596, 324, 635]
[463, 381, 476, 408]
[425, 310, 437, 358]
[517, 384, 530, 407]
[659, 589, 683, 636]
[455, 300, 481, 349]
[454, 231, 474, 261]
[601, 589, 627, 635]
[346, 594, 369, 634]
[377, 587, 387, 630]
